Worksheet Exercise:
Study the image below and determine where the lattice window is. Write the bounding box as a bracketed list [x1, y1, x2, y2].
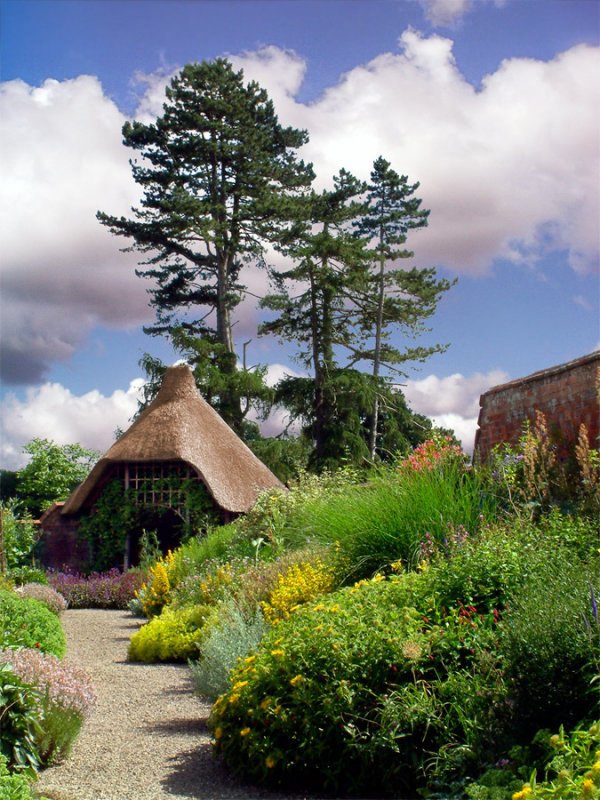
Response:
[115, 461, 202, 517]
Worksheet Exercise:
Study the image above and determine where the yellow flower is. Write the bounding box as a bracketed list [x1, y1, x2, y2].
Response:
[265, 754, 277, 769]
[214, 726, 223, 739]
[260, 697, 271, 711]
[228, 693, 240, 704]
[328, 604, 341, 613]
[593, 761, 600, 773]
[240, 727, 251, 737]
[244, 655, 256, 664]
[271, 648, 285, 657]
[312, 603, 325, 612]
[512, 785, 531, 800]
[372, 574, 385, 583]
[233, 680, 248, 690]
[417, 561, 428, 572]
[290, 674, 304, 687]
[582, 778, 595, 796]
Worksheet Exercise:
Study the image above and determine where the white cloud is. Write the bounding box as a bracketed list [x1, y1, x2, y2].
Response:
[403, 369, 510, 452]
[234, 36, 599, 277]
[0, 380, 145, 470]
[1, 33, 598, 385]
[0, 76, 150, 384]
[420, 0, 472, 27]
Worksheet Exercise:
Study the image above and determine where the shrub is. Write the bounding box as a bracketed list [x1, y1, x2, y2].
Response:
[0, 502, 37, 570]
[128, 605, 211, 663]
[16, 585, 67, 616]
[47, 568, 145, 610]
[9, 568, 48, 588]
[169, 561, 236, 611]
[498, 559, 599, 740]
[426, 512, 599, 613]
[136, 551, 177, 617]
[467, 722, 600, 800]
[281, 461, 499, 583]
[0, 663, 41, 775]
[0, 648, 96, 765]
[209, 574, 503, 797]
[189, 599, 267, 702]
[0, 590, 65, 657]
[260, 557, 334, 625]
[0, 751, 44, 800]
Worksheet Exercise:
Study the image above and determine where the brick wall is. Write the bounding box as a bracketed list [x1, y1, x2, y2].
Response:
[474, 351, 600, 462]
[38, 502, 89, 571]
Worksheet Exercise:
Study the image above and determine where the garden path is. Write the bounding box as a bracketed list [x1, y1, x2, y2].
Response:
[35, 609, 310, 800]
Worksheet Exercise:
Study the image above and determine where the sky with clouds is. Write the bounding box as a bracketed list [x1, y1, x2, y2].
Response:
[1, 0, 598, 469]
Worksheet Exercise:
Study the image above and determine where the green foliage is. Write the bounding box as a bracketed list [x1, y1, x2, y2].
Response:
[281, 458, 500, 583]
[98, 58, 313, 431]
[0, 590, 65, 658]
[498, 559, 599, 739]
[0, 664, 41, 776]
[1, 502, 37, 570]
[428, 512, 600, 612]
[0, 751, 45, 800]
[0, 648, 96, 769]
[16, 439, 98, 517]
[209, 575, 503, 796]
[189, 599, 267, 702]
[353, 156, 454, 459]
[128, 605, 211, 663]
[466, 722, 600, 800]
[76, 480, 132, 572]
[245, 433, 312, 484]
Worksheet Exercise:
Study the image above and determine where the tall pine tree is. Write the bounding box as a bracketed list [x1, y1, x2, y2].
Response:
[260, 169, 370, 469]
[97, 59, 314, 431]
[353, 156, 455, 459]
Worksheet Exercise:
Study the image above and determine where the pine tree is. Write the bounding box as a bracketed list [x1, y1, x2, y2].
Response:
[260, 169, 371, 468]
[353, 157, 455, 459]
[97, 59, 313, 430]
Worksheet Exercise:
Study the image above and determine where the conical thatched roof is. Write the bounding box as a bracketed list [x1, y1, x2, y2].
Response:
[62, 364, 284, 515]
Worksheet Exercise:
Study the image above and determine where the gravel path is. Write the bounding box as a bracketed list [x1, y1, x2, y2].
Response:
[36, 610, 313, 800]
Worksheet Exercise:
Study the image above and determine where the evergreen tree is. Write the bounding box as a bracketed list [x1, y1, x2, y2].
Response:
[260, 170, 370, 468]
[98, 59, 313, 431]
[353, 157, 455, 459]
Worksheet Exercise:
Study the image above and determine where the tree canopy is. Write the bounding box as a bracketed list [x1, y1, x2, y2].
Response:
[98, 58, 314, 431]
[16, 438, 99, 517]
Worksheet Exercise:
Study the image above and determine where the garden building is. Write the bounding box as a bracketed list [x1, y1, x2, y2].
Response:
[39, 364, 284, 570]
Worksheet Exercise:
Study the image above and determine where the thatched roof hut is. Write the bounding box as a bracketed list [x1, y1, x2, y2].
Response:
[61, 363, 284, 517]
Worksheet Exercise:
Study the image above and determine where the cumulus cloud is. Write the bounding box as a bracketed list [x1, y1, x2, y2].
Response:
[1, 32, 598, 386]
[403, 369, 510, 451]
[233, 35, 599, 277]
[0, 76, 151, 384]
[0, 379, 145, 470]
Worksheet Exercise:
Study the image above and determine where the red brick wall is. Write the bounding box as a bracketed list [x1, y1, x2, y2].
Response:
[38, 502, 89, 571]
[474, 352, 600, 462]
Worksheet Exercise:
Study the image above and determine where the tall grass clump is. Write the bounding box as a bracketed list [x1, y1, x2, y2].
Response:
[283, 458, 500, 583]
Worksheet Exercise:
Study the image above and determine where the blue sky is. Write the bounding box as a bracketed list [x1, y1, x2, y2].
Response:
[1, 0, 599, 468]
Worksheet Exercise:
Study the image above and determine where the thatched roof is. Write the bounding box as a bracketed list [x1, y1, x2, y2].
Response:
[61, 364, 284, 515]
